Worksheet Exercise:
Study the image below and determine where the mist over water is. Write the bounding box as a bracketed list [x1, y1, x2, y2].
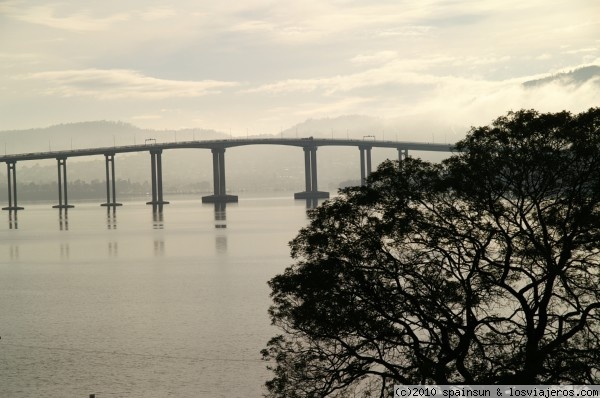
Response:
[0, 196, 311, 397]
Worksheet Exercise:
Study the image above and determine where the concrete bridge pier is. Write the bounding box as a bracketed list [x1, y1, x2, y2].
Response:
[294, 146, 329, 200]
[359, 146, 373, 186]
[100, 153, 122, 207]
[398, 148, 409, 161]
[146, 149, 169, 208]
[53, 157, 74, 209]
[202, 148, 238, 203]
[2, 161, 24, 211]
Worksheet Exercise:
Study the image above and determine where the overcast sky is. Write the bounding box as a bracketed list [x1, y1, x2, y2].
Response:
[1, 0, 598, 138]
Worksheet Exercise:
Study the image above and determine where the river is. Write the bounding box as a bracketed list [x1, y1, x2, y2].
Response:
[0, 195, 313, 397]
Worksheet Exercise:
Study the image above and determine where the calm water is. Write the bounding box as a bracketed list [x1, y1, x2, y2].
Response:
[0, 196, 312, 397]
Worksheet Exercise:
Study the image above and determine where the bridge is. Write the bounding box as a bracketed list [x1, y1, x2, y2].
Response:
[0, 137, 454, 210]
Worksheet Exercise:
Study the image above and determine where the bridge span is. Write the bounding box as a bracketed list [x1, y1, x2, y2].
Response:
[0, 137, 454, 210]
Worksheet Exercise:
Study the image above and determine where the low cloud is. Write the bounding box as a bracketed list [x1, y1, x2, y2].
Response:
[139, 7, 177, 21]
[351, 51, 399, 65]
[24, 69, 239, 99]
[244, 60, 600, 138]
[3, 3, 129, 31]
[244, 62, 441, 95]
[386, 74, 600, 138]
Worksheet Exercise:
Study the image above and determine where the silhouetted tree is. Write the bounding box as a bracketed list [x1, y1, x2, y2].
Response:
[262, 108, 600, 397]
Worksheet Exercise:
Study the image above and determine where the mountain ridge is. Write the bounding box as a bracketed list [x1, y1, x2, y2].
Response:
[523, 65, 600, 88]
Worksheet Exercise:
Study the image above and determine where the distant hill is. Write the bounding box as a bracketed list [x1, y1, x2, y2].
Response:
[0, 121, 227, 155]
[281, 115, 386, 139]
[523, 65, 600, 88]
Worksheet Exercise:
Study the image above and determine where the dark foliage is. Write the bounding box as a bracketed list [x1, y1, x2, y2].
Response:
[262, 108, 600, 397]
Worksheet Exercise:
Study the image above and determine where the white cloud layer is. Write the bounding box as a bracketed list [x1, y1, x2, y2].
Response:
[0, 0, 598, 135]
[2, 3, 129, 31]
[22, 69, 239, 99]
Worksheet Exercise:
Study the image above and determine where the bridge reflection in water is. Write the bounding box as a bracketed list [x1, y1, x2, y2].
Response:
[0, 138, 453, 211]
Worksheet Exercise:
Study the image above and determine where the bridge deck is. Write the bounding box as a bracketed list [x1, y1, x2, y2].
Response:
[0, 138, 455, 162]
